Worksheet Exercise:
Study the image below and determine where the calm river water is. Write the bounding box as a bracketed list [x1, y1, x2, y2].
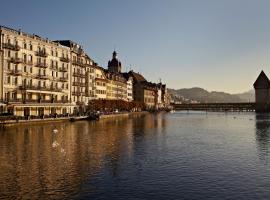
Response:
[1, 111, 270, 200]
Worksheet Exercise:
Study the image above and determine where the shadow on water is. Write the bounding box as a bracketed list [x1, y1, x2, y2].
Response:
[255, 113, 270, 163]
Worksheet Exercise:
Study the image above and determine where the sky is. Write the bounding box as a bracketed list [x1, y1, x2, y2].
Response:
[1, 0, 270, 93]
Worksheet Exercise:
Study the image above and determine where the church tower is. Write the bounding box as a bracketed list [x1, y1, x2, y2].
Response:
[108, 51, 122, 73]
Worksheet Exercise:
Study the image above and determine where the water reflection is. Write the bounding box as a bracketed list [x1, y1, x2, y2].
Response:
[0, 113, 167, 199]
[255, 114, 270, 163]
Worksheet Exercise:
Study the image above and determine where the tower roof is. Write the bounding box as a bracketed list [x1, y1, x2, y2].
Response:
[253, 70, 270, 89]
[108, 50, 122, 73]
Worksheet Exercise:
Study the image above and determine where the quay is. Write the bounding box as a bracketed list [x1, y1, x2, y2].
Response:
[0, 111, 149, 127]
[172, 102, 256, 112]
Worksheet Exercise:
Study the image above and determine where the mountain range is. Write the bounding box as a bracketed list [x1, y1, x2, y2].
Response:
[168, 87, 254, 103]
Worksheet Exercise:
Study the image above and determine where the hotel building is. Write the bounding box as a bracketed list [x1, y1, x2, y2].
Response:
[0, 26, 75, 116]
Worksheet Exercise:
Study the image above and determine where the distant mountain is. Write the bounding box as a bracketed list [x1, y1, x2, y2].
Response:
[168, 87, 255, 103]
[234, 90, 255, 102]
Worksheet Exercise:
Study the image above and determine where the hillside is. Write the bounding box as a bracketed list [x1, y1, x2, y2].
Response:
[168, 87, 255, 103]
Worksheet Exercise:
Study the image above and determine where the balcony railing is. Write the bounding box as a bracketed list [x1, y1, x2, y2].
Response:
[3, 98, 70, 104]
[50, 86, 62, 92]
[36, 74, 49, 80]
[60, 57, 70, 63]
[8, 69, 22, 76]
[36, 51, 48, 57]
[73, 72, 85, 77]
[50, 65, 58, 70]
[3, 43, 20, 51]
[59, 77, 68, 82]
[72, 82, 86, 87]
[72, 91, 86, 96]
[19, 85, 63, 93]
[72, 60, 85, 67]
[9, 57, 22, 64]
[59, 67, 68, 72]
[35, 62, 48, 68]
[22, 60, 33, 65]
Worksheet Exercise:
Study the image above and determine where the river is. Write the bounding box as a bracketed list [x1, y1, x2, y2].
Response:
[1, 111, 270, 200]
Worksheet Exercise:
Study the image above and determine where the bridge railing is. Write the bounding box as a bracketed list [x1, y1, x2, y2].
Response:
[172, 102, 256, 111]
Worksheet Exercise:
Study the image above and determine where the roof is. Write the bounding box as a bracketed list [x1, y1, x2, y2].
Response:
[128, 70, 146, 83]
[54, 40, 75, 48]
[253, 70, 270, 89]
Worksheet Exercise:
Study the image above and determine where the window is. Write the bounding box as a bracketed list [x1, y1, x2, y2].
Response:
[29, 55, 33, 62]
[12, 92, 16, 99]
[24, 43, 27, 49]
[29, 43, 32, 51]
[24, 66, 27, 72]
[23, 54, 27, 62]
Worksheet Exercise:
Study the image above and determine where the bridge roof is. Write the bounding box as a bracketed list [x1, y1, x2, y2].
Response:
[253, 70, 270, 89]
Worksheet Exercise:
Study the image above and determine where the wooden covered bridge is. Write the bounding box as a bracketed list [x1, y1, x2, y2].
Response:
[172, 102, 257, 112]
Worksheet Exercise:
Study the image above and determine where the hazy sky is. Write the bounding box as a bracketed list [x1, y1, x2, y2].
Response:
[1, 0, 270, 93]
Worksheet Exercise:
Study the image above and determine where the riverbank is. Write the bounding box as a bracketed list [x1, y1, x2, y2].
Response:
[0, 111, 149, 127]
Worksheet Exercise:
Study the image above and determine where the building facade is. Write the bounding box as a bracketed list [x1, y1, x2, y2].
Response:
[0, 25, 169, 117]
[0, 26, 75, 116]
[94, 66, 107, 99]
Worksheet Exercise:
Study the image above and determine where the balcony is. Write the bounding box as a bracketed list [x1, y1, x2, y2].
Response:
[72, 60, 85, 67]
[8, 69, 22, 76]
[22, 60, 33, 66]
[60, 57, 70, 63]
[59, 67, 68, 72]
[3, 43, 20, 51]
[50, 65, 58, 70]
[36, 51, 48, 57]
[72, 82, 86, 87]
[36, 74, 49, 80]
[59, 77, 68, 82]
[9, 57, 22, 64]
[19, 85, 62, 93]
[35, 62, 48, 68]
[72, 91, 83, 96]
[50, 86, 62, 92]
[72, 82, 80, 86]
[73, 72, 85, 77]
[19, 85, 44, 90]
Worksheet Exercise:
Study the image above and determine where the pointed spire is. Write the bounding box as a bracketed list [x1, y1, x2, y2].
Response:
[254, 70, 270, 89]
[112, 51, 117, 59]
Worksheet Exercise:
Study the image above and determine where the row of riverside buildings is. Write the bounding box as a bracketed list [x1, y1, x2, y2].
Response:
[0, 25, 170, 117]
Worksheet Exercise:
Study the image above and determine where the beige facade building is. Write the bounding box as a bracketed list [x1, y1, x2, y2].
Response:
[0, 26, 75, 116]
[105, 72, 127, 100]
[94, 66, 107, 99]
[55, 40, 96, 106]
